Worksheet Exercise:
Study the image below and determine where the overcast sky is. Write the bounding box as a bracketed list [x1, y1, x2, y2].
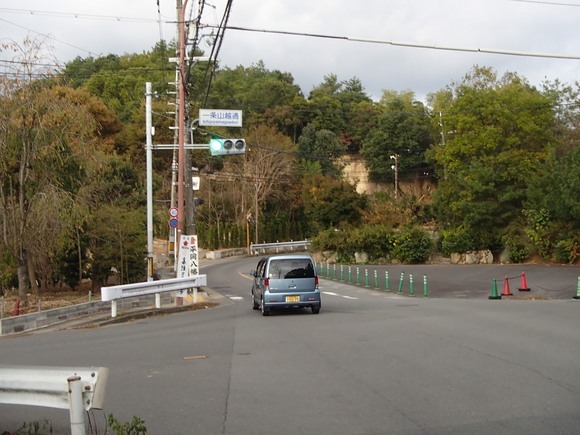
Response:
[2, 0, 579, 101]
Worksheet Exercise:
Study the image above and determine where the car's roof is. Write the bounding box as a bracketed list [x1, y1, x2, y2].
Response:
[260, 254, 313, 261]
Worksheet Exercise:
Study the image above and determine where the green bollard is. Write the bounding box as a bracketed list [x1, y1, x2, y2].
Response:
[356, 267, 361, 286]
[340, 265, 344, 282]
[333, 263, 337, 280]
[574, 276, 580, 300]
[348, 266, 352, 284]
[364, 269, 370, 287]
[397, 272, 404, 294]
[385, 271, 390, 291]
[326, 262, 330, 278]
[423, 275, 429, 298]
[374, 270, 378, 289]
[409, 273, 415, 297]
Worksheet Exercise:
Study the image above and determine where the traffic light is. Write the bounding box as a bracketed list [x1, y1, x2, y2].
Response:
[209, 138, 246, 156]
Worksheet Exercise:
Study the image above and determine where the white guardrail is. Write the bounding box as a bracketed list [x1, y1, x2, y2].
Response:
[0, 365, 108, 435]
[101, 275, 207, 318]
[250, 240, 311, 256]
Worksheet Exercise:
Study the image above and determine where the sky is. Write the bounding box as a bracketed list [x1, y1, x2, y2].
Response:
[2, 0, 579, 102]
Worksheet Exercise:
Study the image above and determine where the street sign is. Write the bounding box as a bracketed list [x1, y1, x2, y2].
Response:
[169, 207, 178, 217]
[199, 109, 242, 127]
[192, 176, 200, 191]
[169, 218, 179, 229]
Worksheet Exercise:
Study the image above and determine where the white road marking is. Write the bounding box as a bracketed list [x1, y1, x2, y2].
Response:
[322, 291, 358, 300]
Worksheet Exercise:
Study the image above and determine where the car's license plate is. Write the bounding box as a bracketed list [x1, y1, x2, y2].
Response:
[286, 295, 300, 302]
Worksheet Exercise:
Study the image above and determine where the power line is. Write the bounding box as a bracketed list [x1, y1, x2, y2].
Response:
[210, 24, 580, 61]
[0, 17, 99, 58]
[508, 0, 580, 6]
[0, 7, 165, 24]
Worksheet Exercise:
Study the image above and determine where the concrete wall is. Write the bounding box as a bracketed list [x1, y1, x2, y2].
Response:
[0, 293, 173, 336]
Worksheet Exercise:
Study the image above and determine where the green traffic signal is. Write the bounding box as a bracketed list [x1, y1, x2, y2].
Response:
[209, 138, 246, 156]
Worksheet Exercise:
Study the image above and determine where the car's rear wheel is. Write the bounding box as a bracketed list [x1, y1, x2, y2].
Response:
[311, 306, 320, 314]
[261, 299, 270, 316]
[251, 291, 259, 310]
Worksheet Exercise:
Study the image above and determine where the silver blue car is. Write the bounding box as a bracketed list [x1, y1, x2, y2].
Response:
[250, 254, 321, 316]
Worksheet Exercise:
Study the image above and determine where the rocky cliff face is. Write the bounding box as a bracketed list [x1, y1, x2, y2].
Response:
[341, 155, 435, 198]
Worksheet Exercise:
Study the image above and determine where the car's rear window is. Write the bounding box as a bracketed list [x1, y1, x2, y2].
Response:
[269, 259, 315, 279]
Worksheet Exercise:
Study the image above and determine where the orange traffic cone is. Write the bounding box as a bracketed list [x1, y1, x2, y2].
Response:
[518, 272, 530, 292]
[502, 276, 513, 297]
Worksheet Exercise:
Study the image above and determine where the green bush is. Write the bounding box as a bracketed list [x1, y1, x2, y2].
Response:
[553, 238, 579, 264]
[439, 227, 476, 257]
[108, 414, 147, 434]
[502, 228, 530, 264]
[351, 225, 396, 261]
[311, 228, 346, 251]
[523, 208, 554, 260]
[312, 225, 398, 263]
[393, 227, 433, 264]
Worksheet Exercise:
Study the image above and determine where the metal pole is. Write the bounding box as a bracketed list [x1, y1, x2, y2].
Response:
[146, 82, 154, 281]
[68, 376, 85, 435]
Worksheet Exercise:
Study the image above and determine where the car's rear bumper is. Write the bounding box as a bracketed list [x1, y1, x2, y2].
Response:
[263, 291, 321, 309]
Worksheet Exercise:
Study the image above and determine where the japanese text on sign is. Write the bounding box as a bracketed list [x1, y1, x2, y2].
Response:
[177, 235, 199, 278]
[198, 109, 243, 127]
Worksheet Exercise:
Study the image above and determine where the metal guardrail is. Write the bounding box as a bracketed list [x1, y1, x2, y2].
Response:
[249, 240, 311, 256]
[101, 275, 207, 317]
[0, 365, 109, 435]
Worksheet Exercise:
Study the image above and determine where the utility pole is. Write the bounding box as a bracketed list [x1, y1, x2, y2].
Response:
[176, 0, 188, 247]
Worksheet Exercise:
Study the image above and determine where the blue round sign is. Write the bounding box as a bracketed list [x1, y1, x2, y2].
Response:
[169, 218, 179, 229]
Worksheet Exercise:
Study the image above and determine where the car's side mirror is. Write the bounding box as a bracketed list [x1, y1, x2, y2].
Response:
[250, 270, 256, 277]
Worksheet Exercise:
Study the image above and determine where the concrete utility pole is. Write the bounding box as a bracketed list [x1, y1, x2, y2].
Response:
[176, 0, 188, 247]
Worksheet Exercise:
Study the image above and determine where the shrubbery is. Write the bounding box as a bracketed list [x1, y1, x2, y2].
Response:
[393, 227, 433, 264]
[554, 237, 580, 264]
[311, 225, 433, 264]
[438, 227, 476, 257]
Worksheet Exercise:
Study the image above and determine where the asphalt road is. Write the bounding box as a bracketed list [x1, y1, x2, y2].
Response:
[1, 257, 579, 434]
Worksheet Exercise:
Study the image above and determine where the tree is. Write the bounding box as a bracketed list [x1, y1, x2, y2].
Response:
[301, 174, 367, 232]
[297, 124, 346, 178]
[361, 94, 434, 184]
[205, 61, 303, 115]
[307, 75, 372, 141]
[79, 155, 147, 285]
[427, 66, 557, 247]
[0, 38, 101, 300]
[239, 125, 296, 243]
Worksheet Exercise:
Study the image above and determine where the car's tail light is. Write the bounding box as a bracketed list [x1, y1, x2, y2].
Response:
[264, 277, 269, 287]
[315, 276, 319, 288]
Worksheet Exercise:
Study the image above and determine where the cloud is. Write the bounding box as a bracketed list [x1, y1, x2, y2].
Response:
[3, 0, 579, 102]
